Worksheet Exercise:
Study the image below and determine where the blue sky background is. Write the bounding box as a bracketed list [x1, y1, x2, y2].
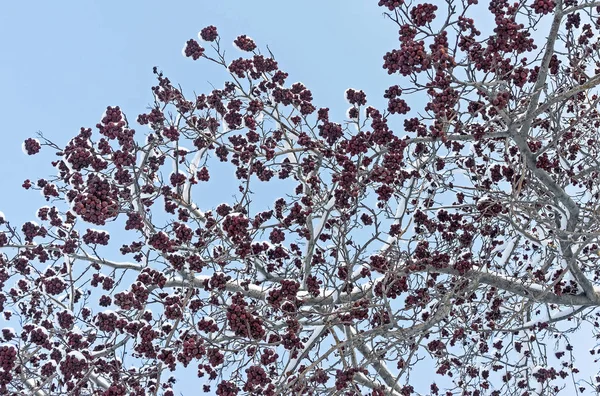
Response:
[1, 1, 598, 394]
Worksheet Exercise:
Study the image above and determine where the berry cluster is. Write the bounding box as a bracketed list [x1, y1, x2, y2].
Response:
[388, 97, 411, 114]
[42, 182, 60, 201]
[82, 229, 110, 245]
[233, 35, 257, 52]
[369, 255, 389, 273]
[226, 300, 265, 340]
[281, 331, 303, 351]
[172, 222, 193, 243]
[29, 326, 49, 346]
[177, 336, 206, 366]
[40, 361, 57, 378]
[157, 349, 176, 370]
[66, 147, 92, 171]
[207, 347, 225, 367]
[134, 324, 158, 358]
[60, 352, 89, 381]
[99, 295, 112, 306]
[531, 0, 555, 14]
[22, 221, 44, 242]
[196, 166, 210, 181]
[318, 122, 343, 146]
[266, 280, 300, 308]
[170, 172, 187, 187]
[67, 332, 85, 349]
[204, 273, 231, 291]
[113, 290, 139, 310]
[243, 365, 270, 392]
[23, 138, 41, 155]
[383, 40, 429, 76]
[222, 214, 249, 242]
[184, 39, 205, 60]
[378, 0, 405, 11]
[104, 383, 128, 396]
[148, 231, 175, 252]
[96, 106, 131, 142]
[96, 311, 118, 332]
[335, 368, 368, 391]
[410, 3, 438, 26]
[44, 276, 67, 295]
[260, 349, 279, 366]
[228, 58, 253, 78]
[345, 88, 367, 106]
[125, 212, 144, 231]
[136, 268, 167, 288]
[306, 275, 322, 297]
[216, 380, 239, 396]
[268, 228, 285, 244]
[535, 152, 559, 172]
[0, 345, 16, 390]
[197, 317, 219, 333]
[164, 303, 182, 320]
[200, 25, 218, 42]
[253, 54, 279, 74]
[137, 107, 166, 127]
[1, 328, 14, 342]
[427, 339, 446, 356]
[476, 197, 503, 218]
[72, 175, 119, 225]
[374, 274, 409, 299]
[532, 367, 559, 383]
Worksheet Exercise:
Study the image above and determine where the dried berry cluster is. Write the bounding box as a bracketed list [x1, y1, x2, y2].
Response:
[226, 295, 265, 340]
[0, 346, 16, 391]
[60, 353, 89, 381]
[200, 25, 218, 41]
[71, 175, 119, 225]
[233, 35, 257, 52]
[23, 138, 41, 155]
[184, 39, 205, 60]
[82, 228, 110, 245]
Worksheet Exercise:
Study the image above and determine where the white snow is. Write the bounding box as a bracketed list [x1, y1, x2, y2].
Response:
[498, 237, 517, 266]
[67, 350, 87, 361]
[219, 113, 230, 133]
[283, 325, 325, 375]
[90, 373, 111, 390]
[70, 326, 83, 335]
[183, 148, 206, 204]
[312, 196, 336, 238]
[379, 195, 409, 253]
[520, 306, 581, 329]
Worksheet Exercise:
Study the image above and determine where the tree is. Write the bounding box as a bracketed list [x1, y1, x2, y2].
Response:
[2, 0, 600, 394]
